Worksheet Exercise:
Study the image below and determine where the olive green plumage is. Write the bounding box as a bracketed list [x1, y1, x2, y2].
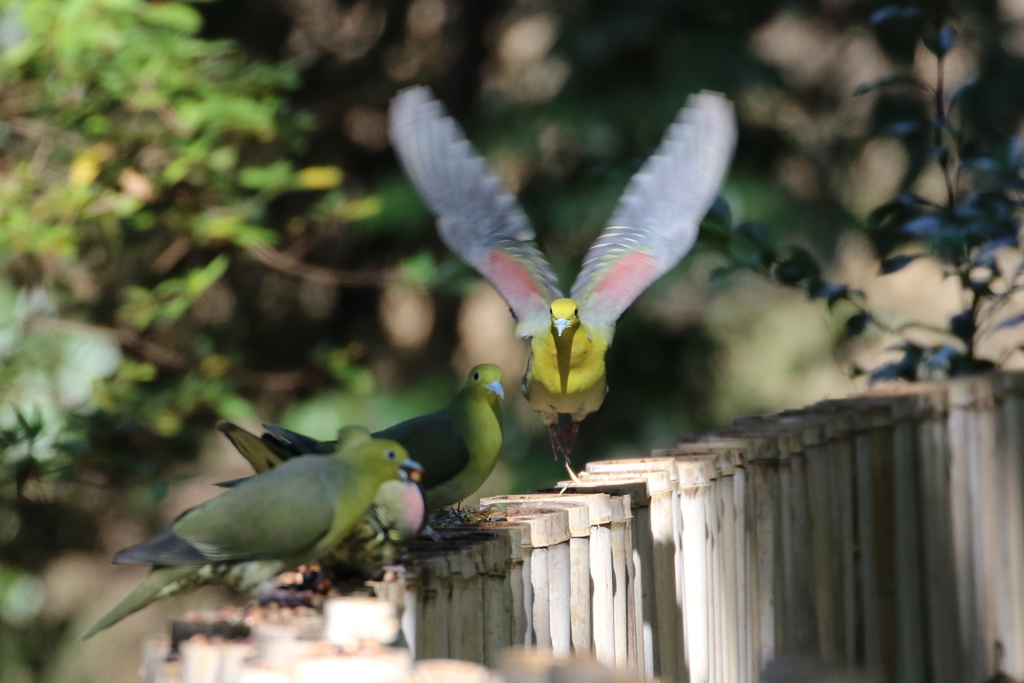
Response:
[222, 364, 505, 510]
[219, 422, 428, 576]
[83, 429, 418, 638]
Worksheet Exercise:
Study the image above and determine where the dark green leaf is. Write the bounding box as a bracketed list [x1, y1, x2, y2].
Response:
[924, 25, 957, 57]
[924, 345, 962, 372]
[880, 254, 920, 274]
[709, 266, 734, 285]
[896, 192, 929, 207]
[900, 214, 943, 236]
[705, 196, 732, 230]
[950, 310, 975, 344]
[853, 74, 923, 96]
[809, 280, 848, 306]
[973, 238, 1017, 269]
[884, 120, 924, 137]
[734, 221, 770, 249]
[869, 6, 923, 25]
[995, 313, 1024, 331]
[949, 357, 995, 376]
[773, 247, 820, 285]
[949, 80, 975, 111]
[845, 312, 872, 337]
[870, 362, 916, 383]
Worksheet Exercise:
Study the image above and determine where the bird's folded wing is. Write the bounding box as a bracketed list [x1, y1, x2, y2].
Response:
[168, 459, 347, 562]
[389, 86, 563, 338]
[374, 410, 468, 490]
[261, 422, 336, 455]
[571, 91, 737, 331]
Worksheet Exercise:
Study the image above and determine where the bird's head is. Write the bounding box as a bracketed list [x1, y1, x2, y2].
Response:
[467, 363, 505, 399]
[341, 434, 422, 483]
[549, 298, 580, 337]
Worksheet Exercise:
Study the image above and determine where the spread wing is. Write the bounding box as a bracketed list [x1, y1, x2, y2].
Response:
[571, 91, 737, 330]
[389, 86, 563, 338]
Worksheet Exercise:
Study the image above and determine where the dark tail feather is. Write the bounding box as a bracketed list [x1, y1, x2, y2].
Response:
[217, 421, 287, 474]
[114, 530, 207, 566]
[548, 421, 579, 461]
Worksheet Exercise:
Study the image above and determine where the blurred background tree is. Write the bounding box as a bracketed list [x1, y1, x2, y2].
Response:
[1, 0, 1022, 680]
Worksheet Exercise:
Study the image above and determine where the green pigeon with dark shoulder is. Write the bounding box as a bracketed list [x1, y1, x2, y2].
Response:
[218, 423, 428, 576]
[221, 363, 505, 510]
[83, 429, 420, 638]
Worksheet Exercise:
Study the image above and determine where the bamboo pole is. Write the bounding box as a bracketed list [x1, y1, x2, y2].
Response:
[745, 437, 781, 671]
[581, 460, 682, 680]
[442, 525, 527, 663]
[524, 492, 617, 667]
[481, 496, 593, 654]
[553, 480, 651, 677]
[452, 543, 486, 663]
[710, 449, 742, 683]
[141, 634, 178, 683]
[996, 373, 1024, 678]
[495, 508, 572, 654]
[674, 457, 714, 683]
[417, 554, 452, 659]
[949, 377, 1001, 681]
[457, 521, 537, 650]
[915, 385, 964, 683]
[886, 389, 928, 683]
[850, 402, 899, 678]
[475, 504, 575, 657]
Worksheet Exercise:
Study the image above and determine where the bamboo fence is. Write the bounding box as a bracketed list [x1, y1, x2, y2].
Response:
[138, 373, 1024, 682]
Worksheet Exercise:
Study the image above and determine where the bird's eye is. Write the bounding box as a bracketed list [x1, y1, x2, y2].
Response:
[473, 371, 480, 381]
[384, 449, 397, 461]
[573, 308, 578, 317]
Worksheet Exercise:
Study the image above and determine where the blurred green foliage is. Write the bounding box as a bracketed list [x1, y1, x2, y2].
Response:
[1, 0, 1023, 680]
[707, 5, 1024, 381]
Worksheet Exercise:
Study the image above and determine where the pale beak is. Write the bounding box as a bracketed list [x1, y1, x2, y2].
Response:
[487, 381, 505, 399]
[554, 318, 570, 336]
[400, 458, 424, 483]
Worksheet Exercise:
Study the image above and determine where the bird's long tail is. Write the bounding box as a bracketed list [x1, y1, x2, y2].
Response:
[82, 566, 202, 639]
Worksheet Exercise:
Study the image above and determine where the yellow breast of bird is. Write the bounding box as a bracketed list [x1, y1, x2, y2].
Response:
[526, 326, 609, 420]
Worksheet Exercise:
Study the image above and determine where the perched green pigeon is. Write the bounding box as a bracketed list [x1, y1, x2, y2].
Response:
[83, 429, 420, 638]
[388, 86, 736, 463]
[221, 363, 505, 511]
[219, 422, 428, 576]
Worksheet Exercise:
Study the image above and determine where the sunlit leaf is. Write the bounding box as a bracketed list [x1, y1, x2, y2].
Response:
[296, 166, 344, 190]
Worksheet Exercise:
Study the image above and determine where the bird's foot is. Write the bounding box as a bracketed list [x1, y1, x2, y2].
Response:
[548, 421, 579, 459]
[564, 461, 584, 485]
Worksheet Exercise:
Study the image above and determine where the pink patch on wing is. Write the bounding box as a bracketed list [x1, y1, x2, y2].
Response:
[594, 252, 657, 300]
[484, 250, 544, 302]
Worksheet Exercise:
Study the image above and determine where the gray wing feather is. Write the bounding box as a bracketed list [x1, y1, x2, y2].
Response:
[571, 91, 737, 328]
[389, 87, 563, 335]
